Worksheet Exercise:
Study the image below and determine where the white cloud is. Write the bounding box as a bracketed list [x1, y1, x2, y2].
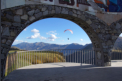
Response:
[46, 31, 59, 41]
[31, 29, 39, 33]
[81, 43, 86, 45]
[13, 40, 28, 45]
[39, 36, 46, 40]
[27, 32, 40, 39]
[27, 29, 46, 40]
[80, 39, 83, 41]
[48, 34, 58, 41]
[14, 40, 23, 43]
[46, 30, 57, 35]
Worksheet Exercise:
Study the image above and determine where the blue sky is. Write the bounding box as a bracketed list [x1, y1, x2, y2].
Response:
[12, 18, 122, 45]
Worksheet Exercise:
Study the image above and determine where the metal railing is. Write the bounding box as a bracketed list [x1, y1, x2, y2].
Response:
[5, 49, 122, 77]
[111, 50, 122, 60]
[5, 49, 95, 76]
[5, 51, 17, 76]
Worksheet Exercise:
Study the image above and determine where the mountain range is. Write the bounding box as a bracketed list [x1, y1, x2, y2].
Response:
[12, 42, 89, 50]
[12, 37, 122, 50]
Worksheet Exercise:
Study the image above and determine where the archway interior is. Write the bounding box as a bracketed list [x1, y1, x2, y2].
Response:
[5, 18, 95, 77]
[12, 18, 91, 46]
[111, 33, 122, 66]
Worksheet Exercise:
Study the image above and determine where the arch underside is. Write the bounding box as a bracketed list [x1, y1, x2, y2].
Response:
[1, 4, 122, 80]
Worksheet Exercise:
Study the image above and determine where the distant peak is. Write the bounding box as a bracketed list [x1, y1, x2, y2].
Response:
[71, 43, 79, 45]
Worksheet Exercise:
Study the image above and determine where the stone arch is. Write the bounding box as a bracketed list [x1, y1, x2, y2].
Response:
[1, 4, 110, 80]
[101, 18, 122, 66]
[109, 19, 122, 47]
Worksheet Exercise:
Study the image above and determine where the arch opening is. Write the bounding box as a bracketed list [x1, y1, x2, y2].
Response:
[1, 4, 108, 80]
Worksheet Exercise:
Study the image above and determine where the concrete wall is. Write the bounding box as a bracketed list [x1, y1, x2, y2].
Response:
[1, 0, 25, 9]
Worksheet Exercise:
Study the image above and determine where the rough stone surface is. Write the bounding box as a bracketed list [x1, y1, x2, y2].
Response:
[68, 11, 73, 15]
[13, 23, 21, 27]
[41, 7, 47, 11]
[2, 48, 8, 54]
[116, 23, 121, 29]
[1, 26, 2, 33]
[61, 8, 68, 14]
[34, 12, 42, 18]
[29, 16, 36, 21]
[43, 10, 48, 16]
[86, 19, 92, 25]
[55, 6, 61, 14]
[6, 40, 12, 45]
[2, 27, 10, 36]
[28, 10, 35, 16]
[6, 14, 13, 20]
[10, 31, 16, 36]
[2, 39, 6, 44]
[1, 4, 122, 81]
[16, 9, 23, 15]
[14, 15, 21, 22]
[21, 15, 28, 20]
[35, 9, 40, 14]
[1, 21, 11, 26]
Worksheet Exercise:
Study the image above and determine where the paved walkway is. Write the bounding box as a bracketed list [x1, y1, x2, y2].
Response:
[3, 60, 122, 81]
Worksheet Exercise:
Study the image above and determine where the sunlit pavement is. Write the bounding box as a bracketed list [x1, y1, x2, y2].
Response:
[3, 60, 122, 81]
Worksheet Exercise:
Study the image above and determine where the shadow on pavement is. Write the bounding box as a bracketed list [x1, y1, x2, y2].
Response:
[3, 63, 122, 81]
